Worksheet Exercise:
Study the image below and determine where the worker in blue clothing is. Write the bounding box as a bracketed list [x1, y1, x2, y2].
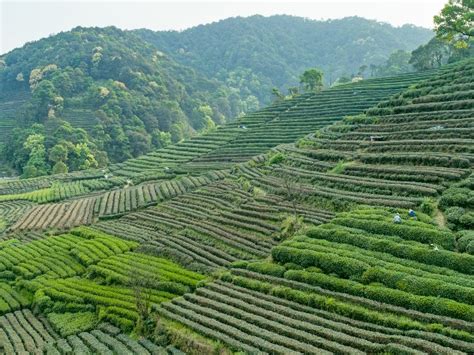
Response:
[408, 209, 417, 220]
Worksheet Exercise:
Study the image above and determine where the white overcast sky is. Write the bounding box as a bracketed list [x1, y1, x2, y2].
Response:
[0, 0, 446, 54]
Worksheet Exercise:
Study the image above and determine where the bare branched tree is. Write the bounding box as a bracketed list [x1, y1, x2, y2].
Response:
[282, 177, 301, 217]
[127, 263, 156, 335]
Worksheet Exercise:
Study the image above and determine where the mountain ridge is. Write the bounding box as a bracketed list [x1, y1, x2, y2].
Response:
[136, 15, 433, 103]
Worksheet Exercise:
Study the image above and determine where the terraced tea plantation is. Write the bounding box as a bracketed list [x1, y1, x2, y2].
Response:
[238, 60, 474, 211]
[0, 86, 30, 150]
[0, 59, 473, 354]
[111, 70, 435, 178]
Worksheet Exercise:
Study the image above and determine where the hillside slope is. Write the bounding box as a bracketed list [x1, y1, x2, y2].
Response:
[0, 69, 434, 234]
[110, 70, 436, 177]
[0, 26, 245, 176]
[242, 59, 474, 209]
[0, 59, 472, 354]
[137, 15, 433, 104]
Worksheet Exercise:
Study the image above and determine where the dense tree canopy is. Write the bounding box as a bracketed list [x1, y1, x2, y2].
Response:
[299, 69, 324, 91]
[0, 26, 250, 176]
[434, 0, 473, 48]
[406, 1, 473, 73]
[136, 16, 433, 105]
[409, 38, 452, 70]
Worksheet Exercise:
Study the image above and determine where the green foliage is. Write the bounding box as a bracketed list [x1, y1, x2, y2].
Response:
[285, 269, 474, 321]
[361, 266, 474, 304]
[137, 16, 432, 102]
[299, 68, 324, 91]
[0, 30, 472, 355]
[439, 176, 474, 230]
[457, 230, 474, 254]
[332, 216, 455, 250]
[280, 215, 304, 240]
[4, 120, 102, 176]
[47, 311, 97, 337]
[224, 273, 472, 342]
[410, 38, 452, 70]
[0, 218, 6, 234]
[307, 224, 473, 274]
[22, 134, 49, 178]
[445, 206, 467, 225]
[246, 261, 287, 277]
[420, 198, 436, 215]
[52, 161, 68, 174]
[440, 186, 474, 209]
[252, 187, 267, 198]
[273, 245, 370, 279]
[329, 160, 345, 174]
[0, 26, 248, 176]
[434, 0, 473, 48]
[342, 114, 377, 125]
[267, 152, 285, 165]
[372, 50, 413, 77]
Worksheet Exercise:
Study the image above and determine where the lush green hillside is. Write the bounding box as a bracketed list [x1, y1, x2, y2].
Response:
[137, 15, 433, 104]
[0, 18, 434, 178]
[0, 59, 472, 354]
[109, 70, 435, 177]
[0, 69, 432, 234]
[0, 26, 249, 177]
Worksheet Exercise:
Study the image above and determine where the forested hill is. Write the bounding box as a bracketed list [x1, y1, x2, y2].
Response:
[0, 27, 245, 177]
[136, 15, 433, 104]
[0, 18, 432, 178]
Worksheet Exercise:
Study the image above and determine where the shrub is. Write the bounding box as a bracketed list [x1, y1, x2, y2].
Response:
[329, 160, 345, 174]
[47, 311, 98, 337]
[445, 207, 466, 225]
[225, 273, 463, 337]
[279, 215, 304, 240]
[457, 230, 474, 254]
[230, 260, 249, 269]
[439, 187, 474, 209]
[342, 114, 377, 124]
[253, 187, 266, 198]
[307, 225, 473, 274]
[420, 198, 436, 216]
[0, 271, 15, 281]
[268, 152, 285, 165]
[247, 262, 287, 277]
[332, 217, 455, 250]
[272, 246, 370, 279]
[361, 267, 474, 304]
[459, 212, 474, 229]
[284, 270, 474, 321]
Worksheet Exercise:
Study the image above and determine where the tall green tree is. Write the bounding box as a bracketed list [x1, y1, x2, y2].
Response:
[410, 38, 452, 70]
[372, 50, 413, 77]
[299, 69, 324, 92]
[22, 134, 50, 178]
[434, 0, 473, 48]
[49, 143, 69, 164]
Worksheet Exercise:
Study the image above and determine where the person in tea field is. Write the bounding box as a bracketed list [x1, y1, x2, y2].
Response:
[393, 213, 402, 224]
[408, 209, 417, 220]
